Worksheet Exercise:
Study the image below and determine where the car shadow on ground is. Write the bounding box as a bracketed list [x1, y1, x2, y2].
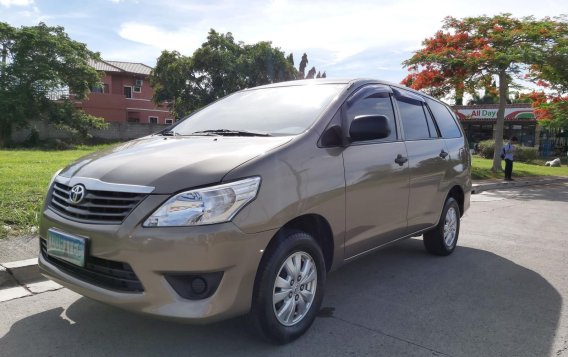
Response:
[0, 239, 561, 357]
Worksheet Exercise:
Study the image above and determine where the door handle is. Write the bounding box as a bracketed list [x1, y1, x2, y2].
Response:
[439, 150, 449, 159]
[394, 154, 408, 166]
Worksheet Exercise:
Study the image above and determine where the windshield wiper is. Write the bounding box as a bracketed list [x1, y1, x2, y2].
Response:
[159, 130, 179, 136]
[190, 129, 272, 137]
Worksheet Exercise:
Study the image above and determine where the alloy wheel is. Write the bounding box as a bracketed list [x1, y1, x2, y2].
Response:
[272, 251, 317, 326]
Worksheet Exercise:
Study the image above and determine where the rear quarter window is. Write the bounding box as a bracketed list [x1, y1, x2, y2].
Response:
[426, 98, 462, 138]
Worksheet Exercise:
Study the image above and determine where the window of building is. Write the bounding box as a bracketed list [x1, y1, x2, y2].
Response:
[149, 116, 158, 124]
[165, 118, 174, 125]
[91, 83, 109, 94]
[124, 86, 132, 99]
[133, 86, 141, 93]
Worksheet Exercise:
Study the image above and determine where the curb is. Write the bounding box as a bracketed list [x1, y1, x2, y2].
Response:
[0, 258, 61, 302]
[2, 258, 42, 283]
[472, 176, 568, 194]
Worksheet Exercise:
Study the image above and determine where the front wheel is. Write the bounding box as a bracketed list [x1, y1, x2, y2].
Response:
[251, 231, 325, 344]
[423, 197, 460, 256]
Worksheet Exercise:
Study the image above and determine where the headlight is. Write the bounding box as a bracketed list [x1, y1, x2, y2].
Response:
[143, 177, 261, 227]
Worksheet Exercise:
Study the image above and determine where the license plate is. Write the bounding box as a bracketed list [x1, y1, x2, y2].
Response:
[47, 229, 87, 267]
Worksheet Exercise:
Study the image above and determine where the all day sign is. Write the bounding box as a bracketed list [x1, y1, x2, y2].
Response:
[454, 107, 535, 121]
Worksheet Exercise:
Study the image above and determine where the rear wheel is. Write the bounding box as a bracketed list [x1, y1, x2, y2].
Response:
[251, 231, 325, 344]
[423, 197, 460, 256]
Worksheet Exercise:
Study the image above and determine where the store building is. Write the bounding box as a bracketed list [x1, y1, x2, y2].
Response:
[452, 104, 537, 147]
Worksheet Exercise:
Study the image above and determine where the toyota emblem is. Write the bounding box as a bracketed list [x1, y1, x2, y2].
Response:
[70, 184, 86, 204]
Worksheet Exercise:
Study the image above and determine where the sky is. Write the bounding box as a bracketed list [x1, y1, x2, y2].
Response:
[1, 0, 566, 84]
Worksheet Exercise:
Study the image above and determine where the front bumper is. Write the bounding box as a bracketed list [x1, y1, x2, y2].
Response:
[38, 195, 276, 323]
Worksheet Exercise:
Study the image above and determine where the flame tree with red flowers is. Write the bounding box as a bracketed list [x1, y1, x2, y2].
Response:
[527, 33, 568, 129]
[402, 14, 568, 172]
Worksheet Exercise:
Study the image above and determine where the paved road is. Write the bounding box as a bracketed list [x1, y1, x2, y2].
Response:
[1, 183, 567, 356]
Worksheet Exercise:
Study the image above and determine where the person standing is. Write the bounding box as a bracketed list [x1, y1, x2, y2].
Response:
[503, 136, 518, 181]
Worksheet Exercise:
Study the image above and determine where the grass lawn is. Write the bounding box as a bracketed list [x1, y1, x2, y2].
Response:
[0, 145, 108, 239]
[471, 156, 568, 180]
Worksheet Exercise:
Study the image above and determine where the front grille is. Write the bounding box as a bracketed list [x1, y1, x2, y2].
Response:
[49, 182, 146, 224]
[40, 238, 144, 292]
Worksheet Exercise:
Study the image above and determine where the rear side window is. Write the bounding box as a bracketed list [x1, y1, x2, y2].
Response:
[423, 106, 440, 138]
[346, 90, 397, 141]
[426, 98, 462, 138]
[395, 94, 431, 140]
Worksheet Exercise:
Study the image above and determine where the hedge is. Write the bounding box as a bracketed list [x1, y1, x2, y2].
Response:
[476, 140, 538, 162]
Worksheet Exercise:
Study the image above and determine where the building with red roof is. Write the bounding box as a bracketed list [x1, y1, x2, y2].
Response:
[80, 59, 173, 125]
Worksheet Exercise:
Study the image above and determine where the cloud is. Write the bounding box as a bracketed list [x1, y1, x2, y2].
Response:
[6, 0, 564, 84]
[116, 1, 429, 65]
[118, 22, 203, 54]
[0, 2, 41, 26]
[0, 0, 33, 7]
[0, 0, 32, 6]
[113, 0, 469, 69]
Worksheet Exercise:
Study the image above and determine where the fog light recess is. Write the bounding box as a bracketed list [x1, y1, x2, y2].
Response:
[164, 272, 223, 300]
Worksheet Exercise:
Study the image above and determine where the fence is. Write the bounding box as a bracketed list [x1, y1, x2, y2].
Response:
[538, 128, 568, 157]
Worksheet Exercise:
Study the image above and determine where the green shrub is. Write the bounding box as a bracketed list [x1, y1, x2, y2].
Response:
[516, 146, 538, 162]
[477, 140, 496, 159]
[476, 139, 538, 163]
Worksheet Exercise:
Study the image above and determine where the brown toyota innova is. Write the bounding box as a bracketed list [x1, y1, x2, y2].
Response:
[39, 79, 471, 344]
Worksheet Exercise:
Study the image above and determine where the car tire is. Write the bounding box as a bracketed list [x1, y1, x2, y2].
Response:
[423, 197, 460, 256]
[250, 230, 326, 344]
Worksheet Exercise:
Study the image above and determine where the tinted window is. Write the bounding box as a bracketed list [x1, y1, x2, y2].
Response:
[426, 98, 462, 138]
[346, 90, 397, 141]
[396, 95, 430, 140]
[424, 105, 439, 138]
[173, 84, 345, 136]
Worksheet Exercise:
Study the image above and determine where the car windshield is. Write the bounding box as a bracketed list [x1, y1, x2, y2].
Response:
[171, 84, 345, 136]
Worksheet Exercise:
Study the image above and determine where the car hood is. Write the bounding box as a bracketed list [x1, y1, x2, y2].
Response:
[59, 135, 292, 193]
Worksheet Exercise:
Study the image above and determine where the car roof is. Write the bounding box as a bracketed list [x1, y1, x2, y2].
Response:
[245, 78, 446, 106]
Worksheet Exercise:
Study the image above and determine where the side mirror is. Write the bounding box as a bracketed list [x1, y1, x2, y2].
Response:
[349, 115, 391, 142]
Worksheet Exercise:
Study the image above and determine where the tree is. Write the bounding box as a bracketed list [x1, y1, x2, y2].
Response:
[403, 14, 568, 171]
[0, 22, 106, 147]
[286, 53, 294, 67]
[241, 41, 298, 87]
[149, 30, 326, 118]
[306, 66, 316, 79]
[150, 30, 298, 117]
[526, 29, 568, 129]
[402, 30, 478, 104]
[298, 53, 308, 78]
[467, 79, 500, 105]
[528, 90, 568, 129]
[149, 50, 194, 119]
